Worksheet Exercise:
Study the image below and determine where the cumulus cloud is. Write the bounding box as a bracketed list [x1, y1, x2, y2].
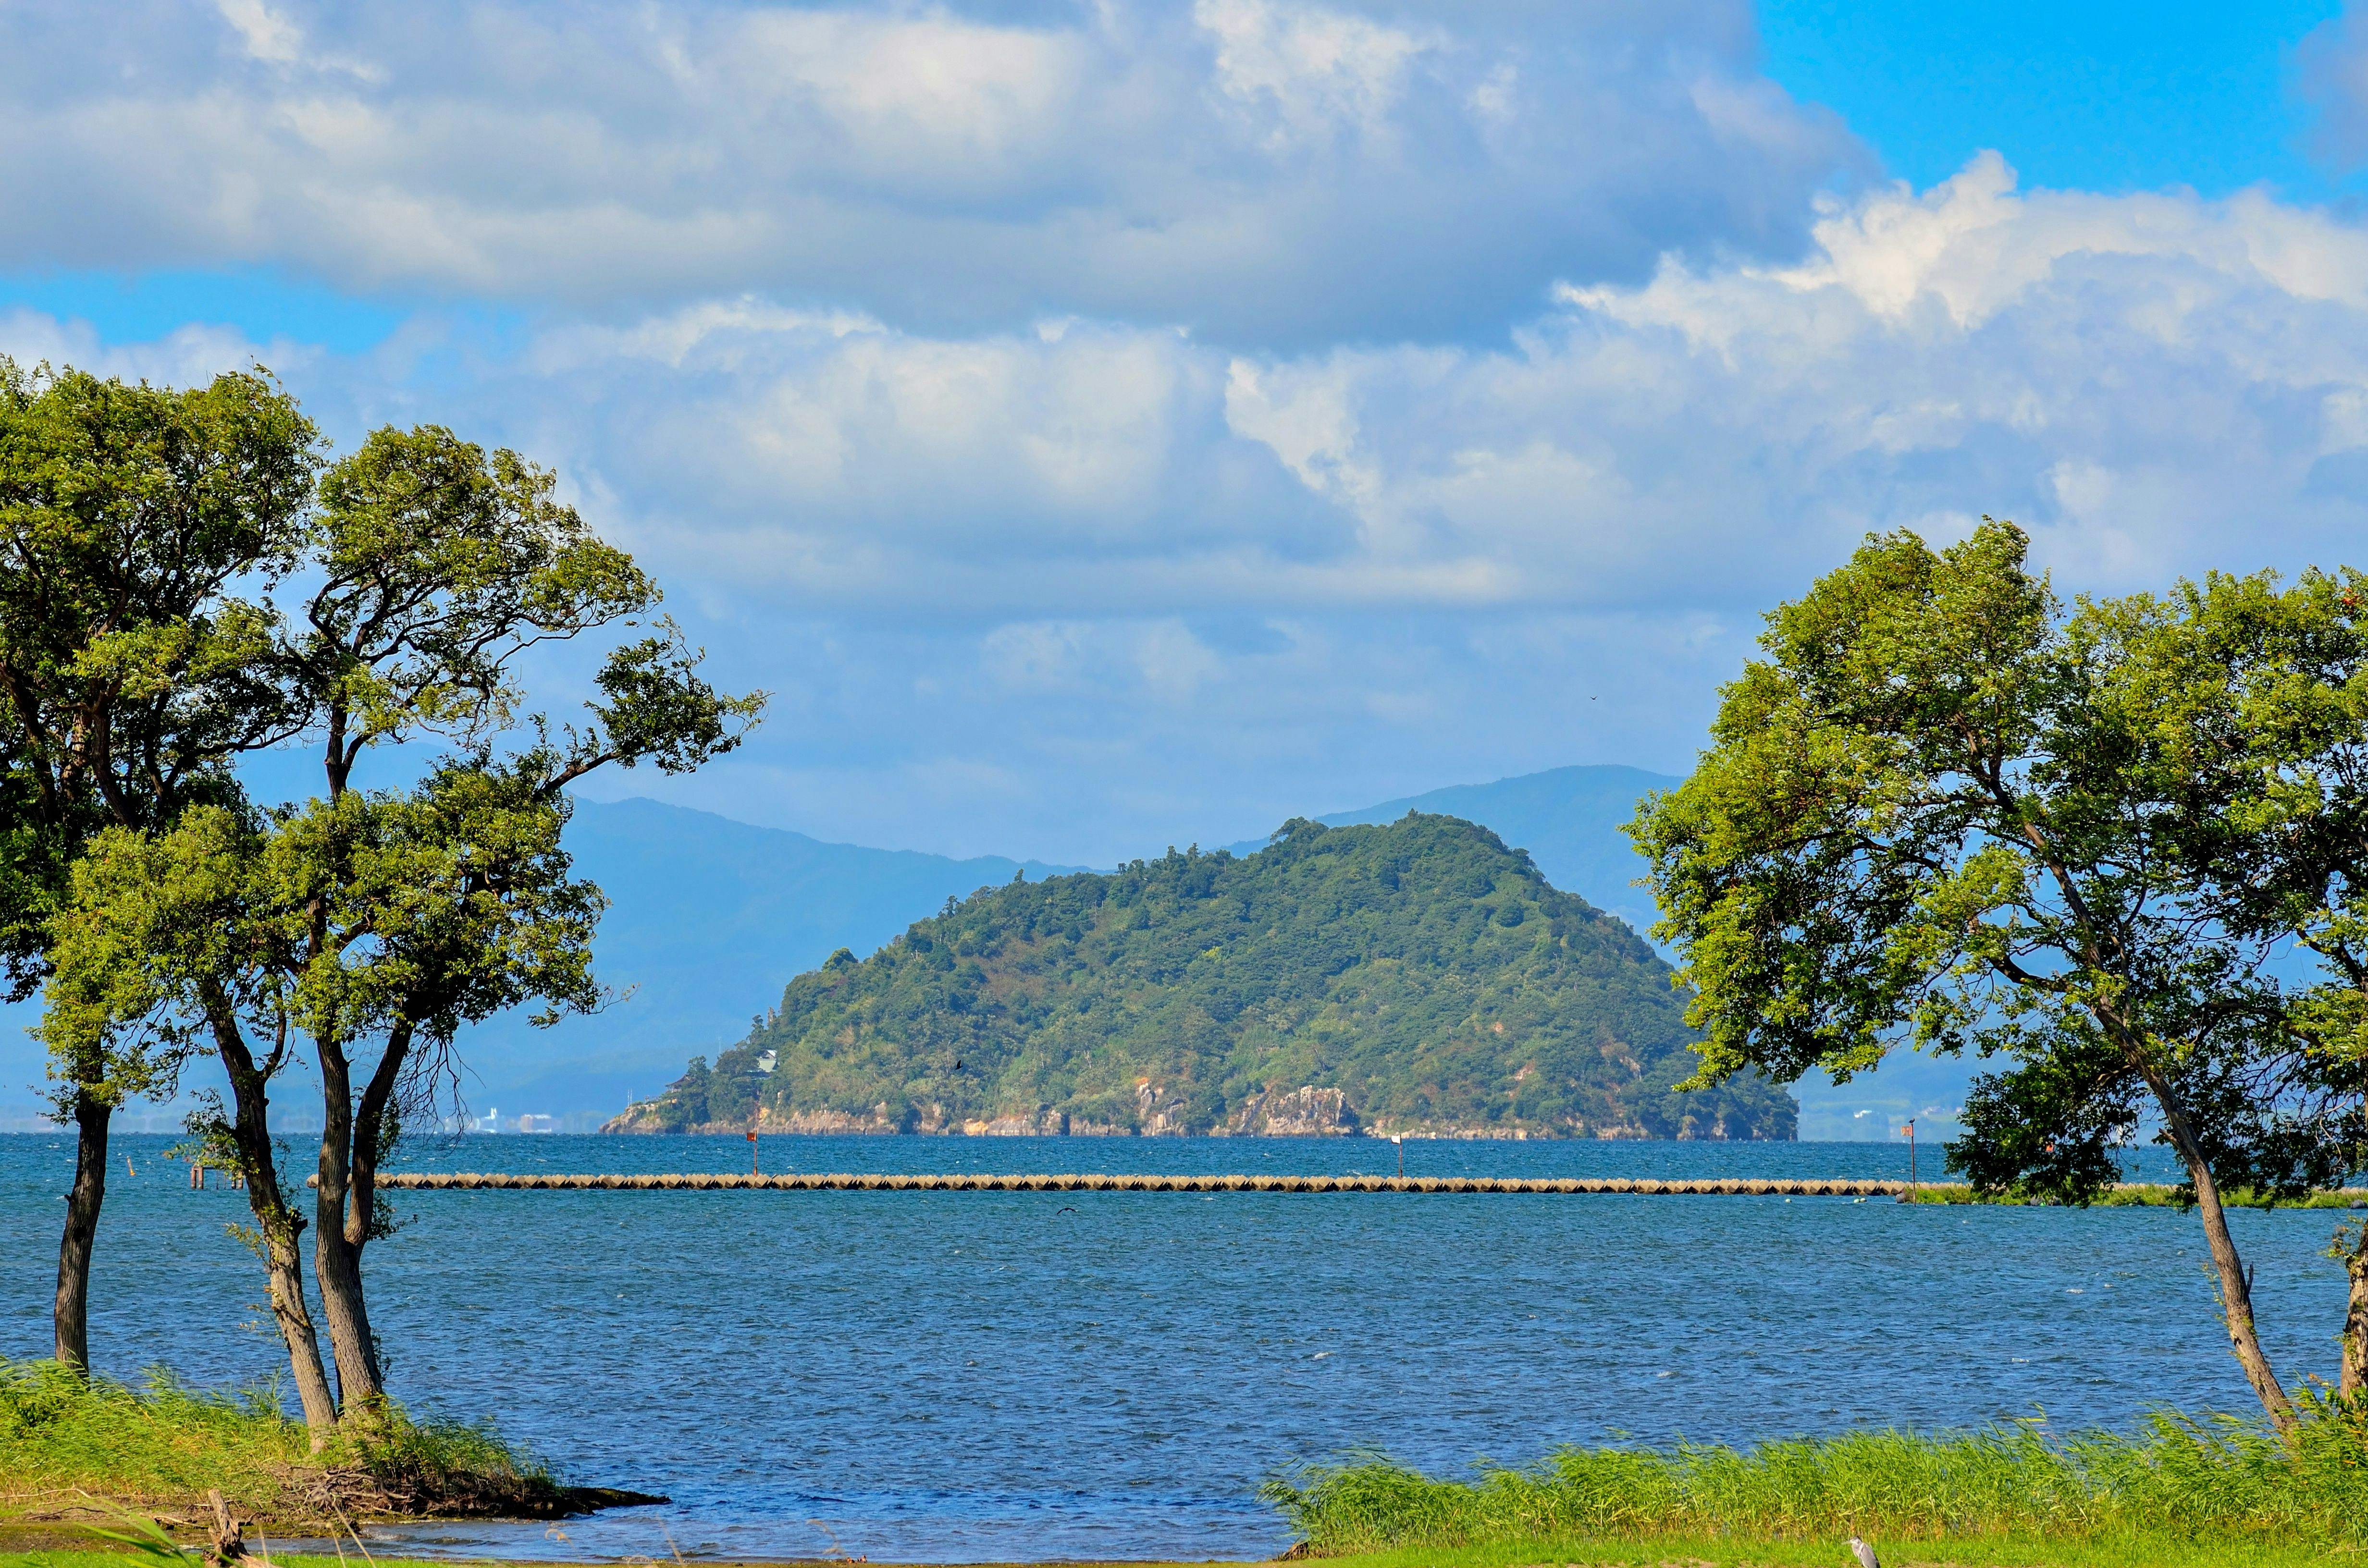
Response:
[13, 152, 2368, 859]
[318, 153, 2368, 642]
[0, 306, 294, 388]
[0, 0, 1860, 344]
[393, 162, 2368, 854]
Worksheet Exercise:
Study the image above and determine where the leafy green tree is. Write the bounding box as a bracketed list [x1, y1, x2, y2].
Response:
[41, 421, 762, 1432]
[279, 426, 757, 1418]
[45, 767, 618, 1433]
[1627, 521, 2368, 1434]
[0, 360, 316, 1370]
[41, 805, 343, 1429]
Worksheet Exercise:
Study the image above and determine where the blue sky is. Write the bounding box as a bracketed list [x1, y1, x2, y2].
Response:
[7, 0, 2368, 868]
[1761, 0, 2345, 197]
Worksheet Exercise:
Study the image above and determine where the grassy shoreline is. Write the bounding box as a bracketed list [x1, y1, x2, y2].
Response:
[21, 1359, 2368, 1567]
[1260, 1408, 2368, 1559]
[0, 1551, 2349, 1568]
[1294, 1537, 2355, 1566]
[0, 1360, 643, 1532]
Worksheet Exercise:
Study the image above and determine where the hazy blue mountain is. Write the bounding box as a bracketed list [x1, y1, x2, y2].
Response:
[1228, 764, 1682, 935]
[0, 798, 1080, 1129]
[0, 765, 1965, 1138]
[445, 800, 1085, 1121]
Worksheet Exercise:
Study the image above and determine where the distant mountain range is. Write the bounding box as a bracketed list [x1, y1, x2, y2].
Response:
[0, 796, 1084, 1131]
[0, 763, 1961, 1139]
[381, 799, 1090, 1125]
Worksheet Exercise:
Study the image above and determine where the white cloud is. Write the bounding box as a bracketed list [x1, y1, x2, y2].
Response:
[1195, 0, 1429, 150]
[294, 157, 2368, 857]
[0, 0, 1860, 344]
[187, 152, 2365, 640]
[214, 0, 302, 66]
[0, 308, 282, 388]
[17, 152, 2368, 860]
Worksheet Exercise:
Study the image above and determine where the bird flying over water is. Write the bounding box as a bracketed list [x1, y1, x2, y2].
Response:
[1846, 1535, 1879, 1568]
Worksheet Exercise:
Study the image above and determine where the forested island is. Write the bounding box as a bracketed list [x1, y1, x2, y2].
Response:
[606, 813, 1793, 1139]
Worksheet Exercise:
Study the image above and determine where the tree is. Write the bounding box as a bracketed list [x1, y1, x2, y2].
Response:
[42, 806, 343, 1429]
[0, 360, 316, 1370]
[282, 425, 758, 1418]
[1627, 520, 2368, 1435]
[42, 421, 762, 1432]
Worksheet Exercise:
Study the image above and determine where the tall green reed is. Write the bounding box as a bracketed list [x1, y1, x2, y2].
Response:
[1261, 1398, 2368, 1550]
[0, 1358, 545, 1514]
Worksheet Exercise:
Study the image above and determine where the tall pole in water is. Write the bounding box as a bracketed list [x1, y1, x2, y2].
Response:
[749, 1050, 778, 1175]
[1905, 1118, 1916, 1199]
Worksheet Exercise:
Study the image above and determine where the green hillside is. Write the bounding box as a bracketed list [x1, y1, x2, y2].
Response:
[609, 814, 1793, 1139]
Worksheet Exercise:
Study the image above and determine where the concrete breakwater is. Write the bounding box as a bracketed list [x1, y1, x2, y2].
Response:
[345, 1171, 1924, 1195]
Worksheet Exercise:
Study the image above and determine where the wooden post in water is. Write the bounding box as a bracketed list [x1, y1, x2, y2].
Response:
[749, 1049, 778, 1175]
[1905, 1118, 1917, 1200]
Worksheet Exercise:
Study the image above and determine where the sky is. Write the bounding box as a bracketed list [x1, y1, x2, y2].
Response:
[10, 0, 2368, 866]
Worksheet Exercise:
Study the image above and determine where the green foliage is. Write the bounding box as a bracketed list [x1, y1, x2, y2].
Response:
[1627, 518, 2368, 1200]
[34, 406, 767, 1120]
[19, 365, 766, 1412]
[1264, 1402, 2368, 1552]
[1906, 1182, 2368, 1208]
[0, 1358, 547, 1520]
[640, 814, 1792, 1139]
[1627, 520, 2368, 1421]
[0, 1359, 310, 1511]
[1275, 1538, 2342, 1568]
[296, 423, 760, 787]
[0, 357, 319, 1110]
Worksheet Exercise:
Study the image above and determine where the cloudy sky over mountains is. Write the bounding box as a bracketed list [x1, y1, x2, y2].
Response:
[9, 0, 2368, 863]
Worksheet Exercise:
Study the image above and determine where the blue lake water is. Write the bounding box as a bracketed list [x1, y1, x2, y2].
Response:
[0, 1131, 2351, 1562]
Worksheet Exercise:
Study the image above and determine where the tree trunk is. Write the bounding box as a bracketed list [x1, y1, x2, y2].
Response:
[312, 1037, 385, 1415]
[2137, 1057, 2296, 1434]
[207, 1000, 340, 1437]
[2186, 1159, 2294, 1432]
[52, 1088, 110, 1370]
[2340, 1223, 2368, 1404]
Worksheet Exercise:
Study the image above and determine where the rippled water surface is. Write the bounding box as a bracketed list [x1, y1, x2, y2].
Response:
[0, 1132, 2348, 1561]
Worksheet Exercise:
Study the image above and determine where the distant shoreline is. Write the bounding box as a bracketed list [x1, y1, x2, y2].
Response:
[598, 1117, 1791, 1142]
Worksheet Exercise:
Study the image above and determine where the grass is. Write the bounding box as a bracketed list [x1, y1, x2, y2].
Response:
[0, 1359, 557, 1527]
[1260, 1403, 2368, 1560]
[0, 1563, 2339, 1568]
[18, 1362, 2368, 1568]
[1302, 1536, 2354, 1566]
[1903, 1184, 2368, 1209]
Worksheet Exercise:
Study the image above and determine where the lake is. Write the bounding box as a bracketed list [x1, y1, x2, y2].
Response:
[0, 1132, 2348, 1561]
